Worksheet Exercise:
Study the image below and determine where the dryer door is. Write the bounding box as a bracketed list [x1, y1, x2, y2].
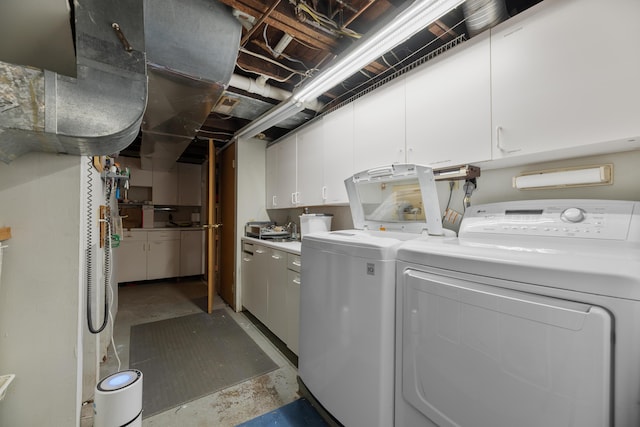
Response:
[400, 269, 612, 427]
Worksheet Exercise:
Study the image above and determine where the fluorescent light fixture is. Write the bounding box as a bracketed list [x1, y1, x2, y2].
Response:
[293, 0, 466, 103]
[235, 100, 305, 139]
[234, 0, 464, 139]
[434, 164, 481, 181]
[513, 164, 613, 190]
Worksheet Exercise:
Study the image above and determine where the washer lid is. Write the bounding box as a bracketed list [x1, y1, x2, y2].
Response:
[344, 164, 444, 235]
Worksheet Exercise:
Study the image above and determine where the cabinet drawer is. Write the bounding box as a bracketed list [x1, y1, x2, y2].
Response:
[243, 242, 254, 253]
[287, 253, 301, 272]
[121, 230, 147, 241]
[148, 230, 180, 241]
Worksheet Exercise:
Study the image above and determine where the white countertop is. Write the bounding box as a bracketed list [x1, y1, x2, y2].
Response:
[242, 236, 301, 254]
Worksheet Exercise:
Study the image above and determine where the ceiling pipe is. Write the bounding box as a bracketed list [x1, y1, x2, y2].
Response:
[229, 74, 323, 112]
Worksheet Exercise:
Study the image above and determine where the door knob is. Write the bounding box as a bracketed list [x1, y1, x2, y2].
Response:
[204, 223, 223, 229]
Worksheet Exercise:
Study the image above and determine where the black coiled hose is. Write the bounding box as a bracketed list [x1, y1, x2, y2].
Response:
[86, 157, 109, 334]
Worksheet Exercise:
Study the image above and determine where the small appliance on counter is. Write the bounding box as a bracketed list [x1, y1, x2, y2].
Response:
[245, 221, 290, 240]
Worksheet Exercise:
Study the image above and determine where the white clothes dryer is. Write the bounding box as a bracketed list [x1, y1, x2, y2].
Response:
[395, 199, 640, 427]
[299, 164, 451, 427]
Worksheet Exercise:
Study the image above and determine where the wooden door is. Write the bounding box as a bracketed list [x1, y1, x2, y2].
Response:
[219, 142, 236, 308]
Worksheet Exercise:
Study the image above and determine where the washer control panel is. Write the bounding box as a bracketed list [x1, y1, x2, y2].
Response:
[460, 200, 639, 240]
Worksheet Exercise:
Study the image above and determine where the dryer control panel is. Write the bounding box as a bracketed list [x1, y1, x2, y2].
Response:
[460, 199, 640, 240]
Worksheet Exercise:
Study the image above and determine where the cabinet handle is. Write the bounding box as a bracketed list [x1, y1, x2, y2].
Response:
[243, 257, 251, 262]
[272, 254, 281, 260]
[272, 195, 277, 207]
[255, 249, 265, 254]
[322, 186, 327, 201]
[293, 278, 301, 285]
[496, 126, 522, 154]
[291, 192, 296, 205]
[292, 260, 301, 267]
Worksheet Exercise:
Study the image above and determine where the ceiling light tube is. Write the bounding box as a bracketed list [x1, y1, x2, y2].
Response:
[513, 164, 613, 190]
[235, 99, 304, 139]
[293, 0, 466, 103]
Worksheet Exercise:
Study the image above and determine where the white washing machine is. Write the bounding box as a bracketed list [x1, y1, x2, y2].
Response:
[395, 199, 640, 427]
[299, 164, 451, 427]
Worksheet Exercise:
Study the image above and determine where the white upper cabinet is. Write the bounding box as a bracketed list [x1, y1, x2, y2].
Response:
[323, 104, 354, 204]
[296, 120, 325, 206]
[406, 33, 492, 168]
[268, 134, 297, 208]
[354, 78, 406, 171]
[265, 144, 278, 209]
[152, 168, 178, 205]
[177, 163, 202, 206]
[119, 157, 152, 187]
[490, 0, 640, 159]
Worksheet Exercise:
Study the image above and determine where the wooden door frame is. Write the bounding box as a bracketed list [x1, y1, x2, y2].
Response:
[206, 139, 216, 313]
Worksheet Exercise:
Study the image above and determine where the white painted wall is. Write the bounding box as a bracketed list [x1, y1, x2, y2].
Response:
[0, 152, 110, 426]
[235, 137, 269, 310]
[437, 150, 640, 232]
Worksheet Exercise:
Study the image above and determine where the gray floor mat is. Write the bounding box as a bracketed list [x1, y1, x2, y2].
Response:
[129, 310, 278, 418]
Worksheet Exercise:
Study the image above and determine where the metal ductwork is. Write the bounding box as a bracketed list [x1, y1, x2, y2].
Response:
[463, 0, 509, 36]
[0, 0, 147, 164]
[140, 0, 241, 171]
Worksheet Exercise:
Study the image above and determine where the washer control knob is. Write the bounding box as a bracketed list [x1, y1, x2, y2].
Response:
[561, 207, 585, 223]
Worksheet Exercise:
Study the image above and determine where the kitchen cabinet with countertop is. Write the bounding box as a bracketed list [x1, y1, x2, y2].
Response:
[241, 237, 301, 354]
[116, 228, 203, 283]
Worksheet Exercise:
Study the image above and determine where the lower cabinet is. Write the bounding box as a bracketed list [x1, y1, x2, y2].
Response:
[179, 230, 204, 276]
[241, 240, 301, 355]
[116, 229, 187, 283]
[146, 231, 181, 280]
[117, 230, 148, 282]
[267, 249, 288, 342]
[286, 253, 301, 355]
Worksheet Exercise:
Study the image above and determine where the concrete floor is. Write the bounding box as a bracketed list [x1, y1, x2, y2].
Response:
[89, 278, 300, 426]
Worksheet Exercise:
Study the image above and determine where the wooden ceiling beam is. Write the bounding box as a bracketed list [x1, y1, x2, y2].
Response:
[219, 0, 339, 51]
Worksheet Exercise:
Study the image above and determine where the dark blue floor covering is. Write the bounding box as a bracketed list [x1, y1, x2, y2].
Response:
[236, 398, 328, 427]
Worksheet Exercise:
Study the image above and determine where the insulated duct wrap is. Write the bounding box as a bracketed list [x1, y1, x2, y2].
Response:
[0, 0, 147, 164]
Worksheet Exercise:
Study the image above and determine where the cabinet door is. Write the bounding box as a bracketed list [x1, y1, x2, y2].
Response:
[265, 145, 278, 209]
[152, 169, 178, 205]
[323, 104, 353, 204]
[241, 243, 256, 313]
[178, 163, 202, 206]
[116, 231, 147, 283]
[147, 231, 180, 280]
[252, 244, 270, 323]
[179, 230, 204, 276]
[354, 78, 405, 171]
[406, 33, 491, 168]
[491, 0, 640, 159]
[286, 267, 301, 355]
[267, 248, 288, 342]
[119, 157, 152, 187]
[297, 120, 325, 206]
[274, 135, 297, 208]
